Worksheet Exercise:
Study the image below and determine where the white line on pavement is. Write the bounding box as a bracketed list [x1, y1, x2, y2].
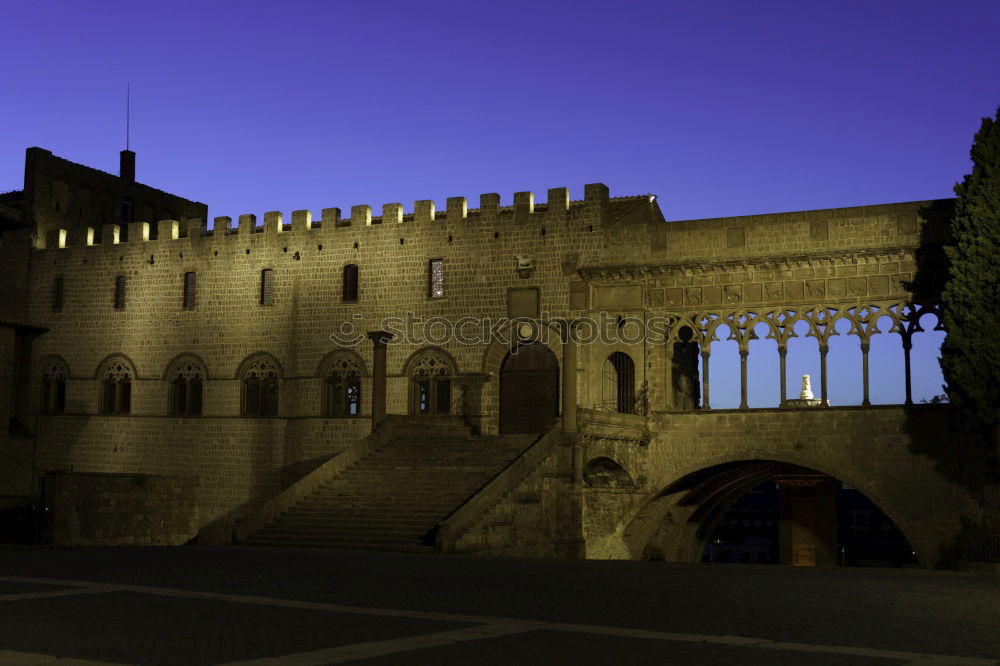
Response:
[0, 649, 125, 665]
[0, 588, 111, 603]
[0, 575, 996, 665]
[220, 624, 532, 665]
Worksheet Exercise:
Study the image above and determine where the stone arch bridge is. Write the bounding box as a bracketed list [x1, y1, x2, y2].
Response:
[573, 406, 973, 567]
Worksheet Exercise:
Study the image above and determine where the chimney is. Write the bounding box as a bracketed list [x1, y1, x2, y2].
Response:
[120, 150, 135, 182]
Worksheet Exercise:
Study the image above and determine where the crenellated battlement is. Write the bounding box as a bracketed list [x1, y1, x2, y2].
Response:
[33, 183, 623, 252]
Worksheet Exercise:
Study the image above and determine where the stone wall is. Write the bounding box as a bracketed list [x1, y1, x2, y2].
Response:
[652, 199, 949, 264]
[578, 405, 977, 566]
[5, 163, 966, 557]
[41, 471, 198, 546]
[23, 148, 208, 247]
[35, 415, 368, 535]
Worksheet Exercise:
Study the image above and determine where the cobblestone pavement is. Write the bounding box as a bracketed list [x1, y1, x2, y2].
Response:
[0, 546, 997, 665]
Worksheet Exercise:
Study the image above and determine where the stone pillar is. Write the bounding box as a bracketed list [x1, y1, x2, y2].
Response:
[776, 474, 839, 567]
[819, 344, 829, 407]
[902, 333, 913, 406]
[367, 331, 394, 429]
[562, 320, 578, 433]
[860, 341, 871, 407]
[739, 348, 749, 410]
[778, 345, 788, 407]
[700, 347, 711, 410]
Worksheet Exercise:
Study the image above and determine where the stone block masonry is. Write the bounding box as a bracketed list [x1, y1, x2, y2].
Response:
[41, 471, 199, 546]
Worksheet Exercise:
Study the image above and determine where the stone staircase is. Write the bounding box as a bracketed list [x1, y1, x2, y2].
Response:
[245, 421, 537, 552]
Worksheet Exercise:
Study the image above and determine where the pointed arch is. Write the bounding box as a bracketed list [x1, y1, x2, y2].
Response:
[95, 354, 137, 415]
[39, 355, 70, 414]
[165, 354, 207, 416]
[403, 347, 457, 415]
[318, 349, 367, 417]
[237, 352, 283, 417]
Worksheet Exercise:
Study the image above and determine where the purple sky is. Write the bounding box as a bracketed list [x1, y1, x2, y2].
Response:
[3, 0, 998, 405]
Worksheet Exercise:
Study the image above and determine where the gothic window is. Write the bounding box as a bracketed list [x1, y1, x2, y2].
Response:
[99, 358, 133, 415]
[183, 272, 197, 309]
[324, 353, 362, 417]
[40, 358, 68, 414]
[52, 276, 64, 313]
[169, 357, 204, 416]
[409, 350, 453, 415]
[428, 259, 444, 299]
[342, 264, 358, 302]
[602, 352, 635, 414]
[260, 269, 274, 305]
[241, 356, 279, 417]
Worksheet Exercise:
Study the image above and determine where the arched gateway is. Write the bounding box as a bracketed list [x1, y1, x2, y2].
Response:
[499, 343, 559, 434]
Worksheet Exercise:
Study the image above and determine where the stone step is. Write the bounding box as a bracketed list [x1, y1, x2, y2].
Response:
[246, 537, 433, 553]
[273, 516, 437, 527]
[307, 488, 479, 497]
[253, 534, 422, 547]
[285, 501, 455, 510]
[257, 527, 432, 540]
[244, 424, 537, 552]
[283, 502, 458, 518]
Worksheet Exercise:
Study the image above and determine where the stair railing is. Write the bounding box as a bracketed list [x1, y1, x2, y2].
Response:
[432, 424, 563, 552]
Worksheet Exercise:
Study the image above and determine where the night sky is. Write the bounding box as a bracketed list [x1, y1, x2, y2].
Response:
[3, 0, 998, 405]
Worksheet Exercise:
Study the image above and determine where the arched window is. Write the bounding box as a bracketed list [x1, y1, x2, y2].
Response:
[168, 357, 204, 416]
[342, 264, 358, 302]
[241, 356, 279, 417]
[602, 352, 635, 414]
[324, 352, 363, 417]
[99, 357, 133, 415]
[40, 358, 68, 414]
[409, 350, 454, 415]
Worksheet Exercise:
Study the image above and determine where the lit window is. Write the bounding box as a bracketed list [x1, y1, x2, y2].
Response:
[325, 354, 362, 417]
[409, 350, 452, 415]
[428, 259, 444, 299]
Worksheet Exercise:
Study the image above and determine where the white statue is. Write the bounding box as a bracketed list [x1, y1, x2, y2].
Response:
[799, 374, 814, 400]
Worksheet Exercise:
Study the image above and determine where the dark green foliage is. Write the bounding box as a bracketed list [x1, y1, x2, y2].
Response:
[940, 107, 1000, 449]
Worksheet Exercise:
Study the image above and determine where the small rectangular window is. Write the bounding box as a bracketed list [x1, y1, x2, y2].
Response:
[428, 258, 444, 299]
[120, 200, 132, 224]
[114, 275, 126, 310]
[52, 276, 64, 312]
[342, 264, 358, 302]
[183, 272, 197, 308]
[260, 268, 274, 305]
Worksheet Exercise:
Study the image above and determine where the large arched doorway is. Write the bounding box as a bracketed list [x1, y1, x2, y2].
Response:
[499, 343, 559, 434]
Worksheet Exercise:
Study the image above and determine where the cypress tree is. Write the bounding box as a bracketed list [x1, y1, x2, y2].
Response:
[940, 106, 1000, 465]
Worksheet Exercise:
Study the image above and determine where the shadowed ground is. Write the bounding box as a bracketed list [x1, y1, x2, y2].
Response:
[0, 546, 996, 665]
